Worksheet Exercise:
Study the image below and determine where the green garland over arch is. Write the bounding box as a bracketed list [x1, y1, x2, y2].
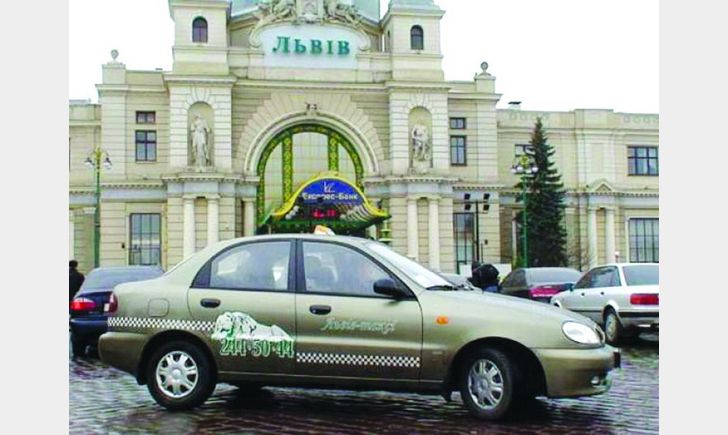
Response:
[255, 124, 365, 228]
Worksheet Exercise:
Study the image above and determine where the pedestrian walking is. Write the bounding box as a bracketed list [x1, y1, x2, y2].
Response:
[69, 260, 85, 302]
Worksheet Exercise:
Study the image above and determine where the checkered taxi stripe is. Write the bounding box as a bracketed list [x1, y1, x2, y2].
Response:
[108, 317, 215, 332]
[296, 352, 421, 368]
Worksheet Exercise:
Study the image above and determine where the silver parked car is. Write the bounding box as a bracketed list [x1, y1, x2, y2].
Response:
[550, 263, 658, 344]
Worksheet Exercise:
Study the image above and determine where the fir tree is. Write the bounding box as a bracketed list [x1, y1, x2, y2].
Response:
[515, 118, 568, 267]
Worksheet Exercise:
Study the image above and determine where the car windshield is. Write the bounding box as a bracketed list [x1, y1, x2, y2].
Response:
[366, 242, 451, 289]
[529, 268, 582, 284]
[81, 268, 163, 291]
[622, 265, 659, 286]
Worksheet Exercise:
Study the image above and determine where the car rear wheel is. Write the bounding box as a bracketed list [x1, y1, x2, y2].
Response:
[71, 336, 86, 357]
[458, 348, 520, 420]
[146, 341, 215, 411]
[604, 309, 624, 345]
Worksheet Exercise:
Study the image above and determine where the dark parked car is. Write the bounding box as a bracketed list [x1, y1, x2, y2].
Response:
[70, 265, 164, 356]
[499, 267, 582, 303]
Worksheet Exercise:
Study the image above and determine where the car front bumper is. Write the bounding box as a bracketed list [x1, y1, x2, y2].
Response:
[533, 345, 619, 398]
[98, 331, 149, 379]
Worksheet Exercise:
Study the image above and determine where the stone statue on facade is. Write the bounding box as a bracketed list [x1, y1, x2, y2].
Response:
[325, 0, 360, 26]
[252, 0, 296, 35]
[191, 115, 212, 167]
[411, 124, 431, 162]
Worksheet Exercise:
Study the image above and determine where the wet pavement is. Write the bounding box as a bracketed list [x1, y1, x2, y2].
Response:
[70, 334, 658, 434]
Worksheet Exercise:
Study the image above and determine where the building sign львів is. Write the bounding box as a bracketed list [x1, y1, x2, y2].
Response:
[260, 24, 362, 69]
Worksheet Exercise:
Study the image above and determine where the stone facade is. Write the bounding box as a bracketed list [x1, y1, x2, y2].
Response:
[69, 0, 658, 273]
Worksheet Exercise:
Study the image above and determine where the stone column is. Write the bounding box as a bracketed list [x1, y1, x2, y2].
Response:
[183, 197, 196, 259]
[207, 196, 220, 246]
[587, 207, 598, 268]
[243, 198, 256, 237]
[428, 197, 441, 270]
[605, 207, 616, 263]
[406, 197, 419, 260]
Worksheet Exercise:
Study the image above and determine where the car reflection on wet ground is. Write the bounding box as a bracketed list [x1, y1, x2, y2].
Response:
[70, 334, 658, 434]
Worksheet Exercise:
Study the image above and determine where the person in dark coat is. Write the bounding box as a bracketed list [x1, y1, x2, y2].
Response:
[479, 264, 501, 293]
[469, 263, 501, 293]
[69, 260, 85, 302]
[468, 261, 484, 289]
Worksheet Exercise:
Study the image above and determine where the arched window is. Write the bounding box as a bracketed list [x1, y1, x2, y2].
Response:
[410, 25, 424, 50]
[192, 17, 208, 43]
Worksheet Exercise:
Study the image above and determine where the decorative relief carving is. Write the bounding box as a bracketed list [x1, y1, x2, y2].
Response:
[251, 0, 364, 47]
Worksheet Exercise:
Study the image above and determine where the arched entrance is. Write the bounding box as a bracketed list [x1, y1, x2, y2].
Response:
[256, 124, 382, 235]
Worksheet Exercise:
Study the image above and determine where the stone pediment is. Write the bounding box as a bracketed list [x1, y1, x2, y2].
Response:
[588, 179, 616, 194]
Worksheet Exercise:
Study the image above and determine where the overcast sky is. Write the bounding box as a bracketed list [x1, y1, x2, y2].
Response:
[69, 0, 658, 113]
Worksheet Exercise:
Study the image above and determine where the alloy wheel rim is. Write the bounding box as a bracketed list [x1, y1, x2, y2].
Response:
[605, 314, 618, 341]
[467, 358, 504, 410]
[155, 351, 199, 399]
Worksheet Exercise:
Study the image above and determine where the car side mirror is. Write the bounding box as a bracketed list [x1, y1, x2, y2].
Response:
[373, 278, 408, 300]
[566, 283, 575, 291]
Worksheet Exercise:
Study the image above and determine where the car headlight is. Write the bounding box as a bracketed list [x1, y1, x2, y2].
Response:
[562, 321, 601, 345]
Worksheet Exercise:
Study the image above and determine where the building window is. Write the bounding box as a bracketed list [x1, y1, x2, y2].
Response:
[129, 214, 161, 266]
[450, 117, 466, 129]
[454, 213, 474, 272]
[192, 17, 208, 43]
[410, 25, 424, 50]
[629, 218, 659, 263]
[135, 130, 157, 162]
[628, 146, 659, 176]
[136, 111, 156, 124]
[450, 136, 467, 166]
[515, 144, 532, 157]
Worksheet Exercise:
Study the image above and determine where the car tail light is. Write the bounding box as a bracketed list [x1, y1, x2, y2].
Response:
[530, 286, 562, 299]
[630, 293, 659, 305]
[105, 293, 118, 314]
[70, 297, 96, 312]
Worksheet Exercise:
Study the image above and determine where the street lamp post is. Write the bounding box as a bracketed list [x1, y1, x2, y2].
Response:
[511, 155, 538, 268]
[463, 193, 491, 264]
[85, 146, 112, 268]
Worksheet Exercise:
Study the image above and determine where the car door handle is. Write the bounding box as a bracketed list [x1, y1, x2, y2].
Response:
[600, 291, 605, 296]
[200, 298, 221, 309]
[309, 305, 332, 315]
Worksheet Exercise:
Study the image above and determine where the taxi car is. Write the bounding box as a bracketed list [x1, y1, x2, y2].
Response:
[99, 235, 619, 420]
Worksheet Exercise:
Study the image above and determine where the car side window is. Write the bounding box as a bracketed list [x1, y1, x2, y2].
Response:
[590, 267, 614, 288]
[303, 242, 391, 297]
[610, 267, 622, 286]
[574, 271, 592, 289]
[208, 241, 290, 291]
[512, 270, 527, 287]
[500, 272, 514, 287]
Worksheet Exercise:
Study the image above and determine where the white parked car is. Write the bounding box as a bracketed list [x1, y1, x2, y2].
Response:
[550, 263, 658, 344]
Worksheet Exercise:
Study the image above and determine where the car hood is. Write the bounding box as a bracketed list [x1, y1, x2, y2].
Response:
[437, 290, 595, 324]
[420, 290, 602, 349]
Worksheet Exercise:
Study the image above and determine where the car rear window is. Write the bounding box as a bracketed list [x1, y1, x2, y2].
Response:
[528, 268, 582, 284]
[622, 265, 659, 286]
[81, 268, 163, 291]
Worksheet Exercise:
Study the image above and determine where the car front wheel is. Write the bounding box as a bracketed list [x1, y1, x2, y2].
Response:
[146, 341, 215, 411]
[458, 348, 520, 420]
